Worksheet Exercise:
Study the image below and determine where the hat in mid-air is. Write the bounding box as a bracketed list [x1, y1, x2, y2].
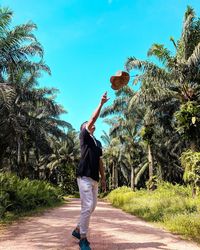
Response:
[110, 71, 130, 90]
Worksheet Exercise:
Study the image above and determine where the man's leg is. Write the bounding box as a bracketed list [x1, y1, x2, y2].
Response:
[78, 177, 94, 238]
[72, 178, 82, 239]
[74, 179, 98, 236]
[91, 179, 98, 213]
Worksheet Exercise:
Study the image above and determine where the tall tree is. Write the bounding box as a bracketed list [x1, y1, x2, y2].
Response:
[126, 6, 200, 152]
[101, 87, 147, 189]
[0, 7, 76, 185]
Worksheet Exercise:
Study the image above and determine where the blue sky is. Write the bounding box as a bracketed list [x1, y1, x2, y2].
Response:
[1, 0, 200, 141]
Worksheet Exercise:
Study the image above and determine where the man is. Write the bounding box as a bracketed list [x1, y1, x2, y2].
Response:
[72, 92, 109, 250]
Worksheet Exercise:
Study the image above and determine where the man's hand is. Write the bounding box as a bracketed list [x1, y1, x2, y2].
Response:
[101, 178, 106, 192]
[100, 92, 109, 105]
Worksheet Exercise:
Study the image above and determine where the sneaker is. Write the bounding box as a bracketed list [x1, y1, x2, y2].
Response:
[72, 229, 80, 240]
[79, 238, 91, 250]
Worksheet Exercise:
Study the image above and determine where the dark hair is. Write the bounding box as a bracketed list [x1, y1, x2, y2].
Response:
[80, 121, 88, 131]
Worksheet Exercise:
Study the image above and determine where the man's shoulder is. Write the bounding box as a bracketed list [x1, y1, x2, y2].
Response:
[80, 127, 90, 138]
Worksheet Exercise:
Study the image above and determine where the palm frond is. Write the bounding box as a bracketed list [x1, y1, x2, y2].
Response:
[9, 22, 37, 42]
[135, 162, 148, 185]
[20, 42, 44, 57]
[184, 6, 195, 21]
[187, 42, 200, 69]
[128, 92, 140, 110]
[0, 83, 16, 111]
[100, 130, 111, 146]
[115, 85, 135, 97]
[147, 43, 172, 66]
[170, 37, 177, 50]
[125, 57, 170, 84]
[101, 98, 125, 117]
[181, 11, 195, 60]
[0, 7, 12, 33]
[19, 61, 51, 75]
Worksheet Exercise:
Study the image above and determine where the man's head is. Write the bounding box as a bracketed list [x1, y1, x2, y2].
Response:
[80, 121, 88, 131]
[80, 121, 96, 134]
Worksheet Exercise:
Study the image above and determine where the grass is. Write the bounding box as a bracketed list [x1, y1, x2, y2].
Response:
[107, 183, 200, 243]
[64, 192, 80, 198]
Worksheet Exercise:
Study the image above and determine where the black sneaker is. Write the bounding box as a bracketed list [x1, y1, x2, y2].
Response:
[79, 238, 91, 250]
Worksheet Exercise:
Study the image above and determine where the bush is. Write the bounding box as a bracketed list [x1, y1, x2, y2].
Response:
[181, 149, 200, 197]
[107, 186, 134, 207]
[107, 183, 200, 242]
[0, 172, 63, 219]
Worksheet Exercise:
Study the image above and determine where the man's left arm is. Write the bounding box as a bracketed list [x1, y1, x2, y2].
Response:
[99, 158, 106, 192]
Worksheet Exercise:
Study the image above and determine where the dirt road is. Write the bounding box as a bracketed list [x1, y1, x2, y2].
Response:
[0, 198, 199, 250]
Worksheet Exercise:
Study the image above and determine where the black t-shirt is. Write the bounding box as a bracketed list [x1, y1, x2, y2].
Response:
[76, 128, 102, 181]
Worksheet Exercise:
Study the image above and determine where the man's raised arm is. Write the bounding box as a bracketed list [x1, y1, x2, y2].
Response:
[87, 92, 109, 132]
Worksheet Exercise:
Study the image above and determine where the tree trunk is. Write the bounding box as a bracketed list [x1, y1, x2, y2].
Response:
[148, 144, 154, 180]
[108, 164, 112, 190]
[131, 165, 135, 191]
[192, 184, 197, 198]
[112, 162, 118, 189]
[190, 140, 197, 152]
[112, 162, 115, 189]
[114, 165, 118, 188]
[17, 137, 21, 165]
[34, 147, 40, 179]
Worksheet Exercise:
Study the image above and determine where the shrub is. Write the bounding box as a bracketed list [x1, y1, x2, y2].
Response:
[107, 182, 200, 242]
[181, 150, 200, 197]
[0, 172, 63, 219]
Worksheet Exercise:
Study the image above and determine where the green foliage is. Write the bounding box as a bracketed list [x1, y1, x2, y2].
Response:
[107, 183, 200, 242]
[0, 172, 63, 219]
[145, 175, 159, 190]
[181, 150, 200, 192]
[140, 125, 154, 143]
[57, 164, 78, 194]
[119, 6, 200, 187]
[0, 6, 78, 191]
[107, 186, 134, 207]
[175, 101, 200, 139]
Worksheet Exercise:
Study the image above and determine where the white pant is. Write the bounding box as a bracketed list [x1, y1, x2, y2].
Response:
[77, 177, 98, 236]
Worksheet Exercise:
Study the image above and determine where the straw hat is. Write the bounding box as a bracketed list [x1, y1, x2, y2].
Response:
[110, 71, 130, 90]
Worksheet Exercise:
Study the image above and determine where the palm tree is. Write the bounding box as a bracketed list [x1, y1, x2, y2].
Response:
[0, 7, 73, 182]
[0, 6, 50, 172]
[103, 137, 120, 189]
[0, 7, 46, 81]
[38, 130, 80, 193]
[101, 86, 148, 189]
[0, 83, 16, 165]
[125, 6, 200, 152]
[0, 69, 71, 177]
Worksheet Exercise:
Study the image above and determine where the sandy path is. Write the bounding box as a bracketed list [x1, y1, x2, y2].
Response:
[0, 198, 199, 250]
